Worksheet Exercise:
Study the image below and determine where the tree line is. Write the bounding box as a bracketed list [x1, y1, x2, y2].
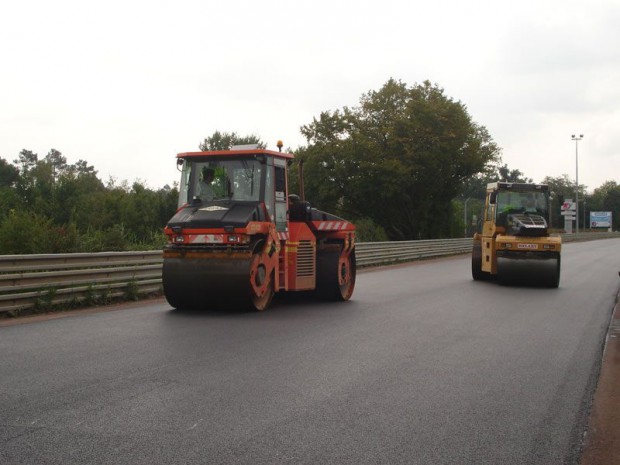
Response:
[0, 149, 177, 254]
[288, 79, 620, 239]
[2, 78, 618, 254]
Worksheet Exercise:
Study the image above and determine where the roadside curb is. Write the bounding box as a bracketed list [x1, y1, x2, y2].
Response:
[580, 276, 620, 465]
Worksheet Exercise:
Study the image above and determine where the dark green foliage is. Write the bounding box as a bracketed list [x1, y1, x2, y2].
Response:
[0, 158, 19, 187]
[199, 131, 266, 151]
[540, 174, 587, 230]
[498, 164, 533, 184]
[125, 279, 140, 301]
[587, 180, 620, 230]
[297, 79, 501, 240]
[34, 287, 57, 311]
[0, 151, 179, 255]
[354, 218, 389, 242]
[77, 226, 130, 252]
[0, 210, 79, 254]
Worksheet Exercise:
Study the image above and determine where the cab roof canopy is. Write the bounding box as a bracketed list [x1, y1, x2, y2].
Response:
[177, 149, 294, 160]
[488, 182, 549, 192]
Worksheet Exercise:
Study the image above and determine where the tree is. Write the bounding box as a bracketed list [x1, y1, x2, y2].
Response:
[589, 181, 620, 230]
[199, 131, 266, 151]
[497, 164, 532, 183]
[0, 157, 19, 187]
[52, 161, 105, 226]
[13, 149, 38, 172]
[0, 148, 178, 253]
[297, 79, 501, 239]
[0, 158, 21, 221]
[541, 174, 587, 230]
[44, 148, 68, 181]
[459, 163, 532, 200]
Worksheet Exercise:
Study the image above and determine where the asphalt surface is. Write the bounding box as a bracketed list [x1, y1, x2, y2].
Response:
[1, 239, 619, 465]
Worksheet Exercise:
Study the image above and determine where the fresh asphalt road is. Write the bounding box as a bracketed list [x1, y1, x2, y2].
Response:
[1, 239, 619, 465]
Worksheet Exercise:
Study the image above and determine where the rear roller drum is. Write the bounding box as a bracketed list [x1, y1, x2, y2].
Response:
[249, 260, 274, 311]
[316, 248, 356, 301]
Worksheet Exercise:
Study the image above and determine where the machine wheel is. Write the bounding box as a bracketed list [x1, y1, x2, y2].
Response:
[249, 243, 275, 311]
[316, 248, 356, 301]
[471, 241, 488, 281]
[250, 268, 274, 311]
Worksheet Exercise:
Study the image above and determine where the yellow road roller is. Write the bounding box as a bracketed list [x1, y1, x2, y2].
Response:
[472, 182, 561, 287]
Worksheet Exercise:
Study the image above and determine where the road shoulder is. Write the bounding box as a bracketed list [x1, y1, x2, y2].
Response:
[0, 297, 166, 327]
[580, 283, 620, 465]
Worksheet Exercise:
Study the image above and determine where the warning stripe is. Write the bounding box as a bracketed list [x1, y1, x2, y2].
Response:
[317, 221, 350, 231]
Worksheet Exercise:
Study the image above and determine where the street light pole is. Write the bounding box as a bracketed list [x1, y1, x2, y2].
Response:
[571, 134, 583, 234]
[464, 197, 471, 237]
[583, 198, 586, 230]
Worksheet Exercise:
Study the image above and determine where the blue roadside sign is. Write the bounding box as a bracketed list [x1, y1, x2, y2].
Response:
[590, 211, 612, 228]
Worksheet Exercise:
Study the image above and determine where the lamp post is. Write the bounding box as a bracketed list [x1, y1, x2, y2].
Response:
[464, 197, 472, 237]
[571, 134, 583, 234]
[583, 197, 587, 231]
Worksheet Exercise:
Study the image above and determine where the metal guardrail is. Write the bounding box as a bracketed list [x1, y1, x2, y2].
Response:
[1, 232, 618, 314]
[355, 238, 473, 266]
[0, 252, 163, 314]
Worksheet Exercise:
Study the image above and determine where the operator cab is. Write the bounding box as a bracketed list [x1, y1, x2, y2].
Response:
[171, 149, 293, 231]
[488, 182, 551, 235]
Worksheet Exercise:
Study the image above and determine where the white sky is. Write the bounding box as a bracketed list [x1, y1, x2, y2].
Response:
[1, 0, 618, 192]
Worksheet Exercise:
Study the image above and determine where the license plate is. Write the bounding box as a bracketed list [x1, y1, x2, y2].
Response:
[517, 243, 538, 250]
[188, 234, 224, 244]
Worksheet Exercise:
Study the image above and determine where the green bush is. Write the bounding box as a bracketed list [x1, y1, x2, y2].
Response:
[0, 211, 58, 254]
[78, 225, 131, 252]
[354, 217, 389, 242]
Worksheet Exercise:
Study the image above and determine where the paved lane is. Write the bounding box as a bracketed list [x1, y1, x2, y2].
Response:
[1, 239, 619, 465]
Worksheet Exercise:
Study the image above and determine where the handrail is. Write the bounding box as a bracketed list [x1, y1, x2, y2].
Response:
[1, 232, 618, 314]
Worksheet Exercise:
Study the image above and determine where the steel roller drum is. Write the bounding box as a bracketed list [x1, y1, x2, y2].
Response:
[163, 254, 253, 310]
[497, 253, 560, 288]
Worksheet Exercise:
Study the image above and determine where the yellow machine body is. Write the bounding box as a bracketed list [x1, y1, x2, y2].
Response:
[472, 182, 562, 287]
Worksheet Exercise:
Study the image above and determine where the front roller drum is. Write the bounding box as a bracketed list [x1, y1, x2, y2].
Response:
[496, 253, 560, 288]
[163, 253, 274, 311]
[316, 248, 356, 301]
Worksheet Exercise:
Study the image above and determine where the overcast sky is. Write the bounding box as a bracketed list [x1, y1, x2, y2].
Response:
[1, 0, 618, 192]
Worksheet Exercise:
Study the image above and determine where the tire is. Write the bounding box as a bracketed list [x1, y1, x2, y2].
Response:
[249, 245, 275, 311]
[250, 269, 274, 311]
[316, 248, 356, 301]
[471, 241, 488, 281]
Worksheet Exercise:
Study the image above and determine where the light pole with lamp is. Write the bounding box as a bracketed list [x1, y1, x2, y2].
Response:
[464, 197, 471, 237]
[571, 134, 583, 234]
[583, 197, 587, 231]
